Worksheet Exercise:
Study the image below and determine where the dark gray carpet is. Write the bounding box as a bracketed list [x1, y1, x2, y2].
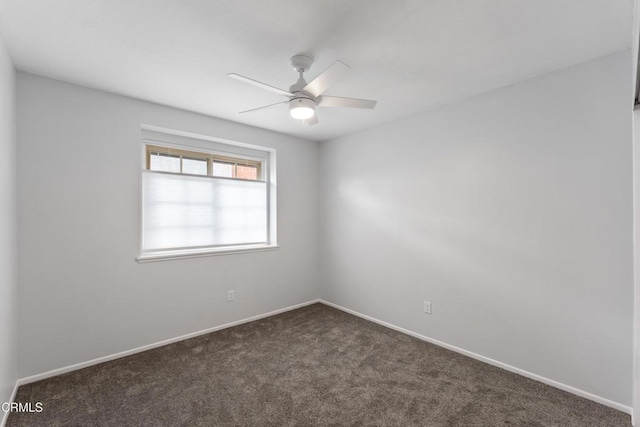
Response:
[8, 303, 631, 426]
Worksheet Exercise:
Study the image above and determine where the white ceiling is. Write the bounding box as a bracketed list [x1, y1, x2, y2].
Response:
[0, 0, 633, 141]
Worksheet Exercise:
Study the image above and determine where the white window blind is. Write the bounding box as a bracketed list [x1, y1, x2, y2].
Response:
[142, 171, 268, 253]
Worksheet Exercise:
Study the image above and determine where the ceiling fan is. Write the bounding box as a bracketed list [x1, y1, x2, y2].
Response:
[227, 55, 377, 126]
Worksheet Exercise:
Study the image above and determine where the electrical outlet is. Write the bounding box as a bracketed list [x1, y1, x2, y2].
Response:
[228, 290, 235, 302]
[424, 301, 432, 314]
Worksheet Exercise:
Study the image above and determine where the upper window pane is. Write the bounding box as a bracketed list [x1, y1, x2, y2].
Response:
[212, 161, 234, 178]
[182, 157, 208, 175]
[146, 145, 261, 181]
[237, 164, 258, 180]
[150, 152, 180, 173]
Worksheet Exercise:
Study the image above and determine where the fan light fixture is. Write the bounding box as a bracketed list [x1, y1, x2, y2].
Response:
[228, 54, 377, 126]
[289, 98, 315, 120]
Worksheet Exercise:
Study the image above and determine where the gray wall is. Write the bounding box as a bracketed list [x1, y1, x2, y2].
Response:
[17, 73, 320, 378]
[0, 34, 17, 414]
[634, 108, 640, 423]
[319, 51, 634, 406]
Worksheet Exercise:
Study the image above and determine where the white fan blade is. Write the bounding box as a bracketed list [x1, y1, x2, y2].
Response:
[304, 115, 319, 126]
[302, 61, 350, 97]
[227, 73, 292, 97]
[239, 101, 288, 114]
[317, 96, 377, 109]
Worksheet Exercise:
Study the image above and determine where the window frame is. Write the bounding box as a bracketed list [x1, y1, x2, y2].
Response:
[136, 127, 278, 263]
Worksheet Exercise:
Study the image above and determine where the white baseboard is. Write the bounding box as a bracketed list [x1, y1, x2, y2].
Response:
[1, 380, 19, 427]
[17, 299, 320, 387]
[318, 299, 633, 416]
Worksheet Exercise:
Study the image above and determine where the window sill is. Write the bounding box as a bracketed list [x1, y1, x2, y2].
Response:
[136, 244, 279, 263]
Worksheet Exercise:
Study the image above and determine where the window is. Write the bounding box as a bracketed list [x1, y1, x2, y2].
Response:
[138, 129, 276, 262]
